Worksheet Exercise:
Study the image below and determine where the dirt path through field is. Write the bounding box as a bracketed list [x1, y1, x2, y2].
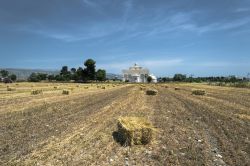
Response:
[149, 85, 250, 165]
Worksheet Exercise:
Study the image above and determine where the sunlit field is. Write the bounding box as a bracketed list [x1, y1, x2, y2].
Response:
[0, 82, 249, 165]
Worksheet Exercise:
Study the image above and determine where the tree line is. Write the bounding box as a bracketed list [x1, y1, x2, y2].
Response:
[0, 70, 17, 82]
[158, 74, 249, 83]
[28, 59, 106, 82]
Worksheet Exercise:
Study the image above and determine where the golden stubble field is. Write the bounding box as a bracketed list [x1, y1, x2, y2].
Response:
[0, 82, 249, 165]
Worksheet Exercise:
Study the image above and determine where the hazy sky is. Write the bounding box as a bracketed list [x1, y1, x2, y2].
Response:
[0, 0, 250, 76]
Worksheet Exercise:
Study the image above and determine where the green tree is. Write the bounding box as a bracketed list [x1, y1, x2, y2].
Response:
[71, 68, 76, 73]
[173, 74, 186, 82]
[96, 69, 106, 81]
[84, 59, 96, 80]
[60, 66, 69, 75]
[162, 77, 172, 82]
[76, 67, 84, 81]
[28, 73, 40, 82]
[37, 73, 47, 80]
[9, 74, 17, 81]
[147, 76, 152, 83]
[48, 75, 55, 81]
[55, 75, 65, 81]
[0, 70, 9, 77]
[60, 66, 71, 81]
[228, 75, 237, 83]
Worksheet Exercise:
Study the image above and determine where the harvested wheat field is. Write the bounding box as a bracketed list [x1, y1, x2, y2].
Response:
[0, 82, 250, 165]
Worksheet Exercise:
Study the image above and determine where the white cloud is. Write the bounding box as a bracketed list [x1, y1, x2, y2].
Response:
[81, 0, 98, 8]
[235, 8, 250, 12]
[196, 61, 250, 68]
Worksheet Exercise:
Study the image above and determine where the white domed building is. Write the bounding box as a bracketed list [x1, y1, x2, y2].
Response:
[122, 63, 157, 83]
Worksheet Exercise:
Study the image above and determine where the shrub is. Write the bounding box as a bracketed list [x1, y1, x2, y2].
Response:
[84, 87, 89, 89]
[54, 86, 58, 89]
[192, 89, 206, 95]
[62, 89, 70, 95]
[234, 82, 249, 88]
[31, 89, 43, 95]
[102, 87, 106, 89]
[216, 82, 225, 86]
[175, 87, 180, 90]
[117, 117, 154, 146]
[146, 89, 158, 95]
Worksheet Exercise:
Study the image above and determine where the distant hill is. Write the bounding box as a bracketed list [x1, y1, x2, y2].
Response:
[0, 68, 59, 80]
[0, 68, 122, 80]
[106, 73, 122, 80]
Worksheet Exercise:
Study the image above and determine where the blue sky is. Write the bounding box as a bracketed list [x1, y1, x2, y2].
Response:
[0, 0, 250, 77]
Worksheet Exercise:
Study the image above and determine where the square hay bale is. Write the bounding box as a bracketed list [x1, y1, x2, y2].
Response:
[146, 89, 158, 95]
[174, 87, 180, 90]
[62, 89, 70, 95]
[7, 87, 15, 91]
[31, 89, 43, 95]
[192, 89, 206, 95]
[140, 87, 146, 91]
[117, 117, 154, 146]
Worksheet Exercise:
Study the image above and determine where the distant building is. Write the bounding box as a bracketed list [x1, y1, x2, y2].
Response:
[122, 63, 157, 83]
[1, 77, 13, 83]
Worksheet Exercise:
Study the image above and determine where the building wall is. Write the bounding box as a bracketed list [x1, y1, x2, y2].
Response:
[122, 64, 152, 83]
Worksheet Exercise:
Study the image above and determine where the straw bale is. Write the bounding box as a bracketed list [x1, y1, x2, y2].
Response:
[117, 117, 154, 146]
[31, 89, 43, 95]
[146, 89, 158, 95]
[192, 89, 206, 95]
[62, 89, 70, 95]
